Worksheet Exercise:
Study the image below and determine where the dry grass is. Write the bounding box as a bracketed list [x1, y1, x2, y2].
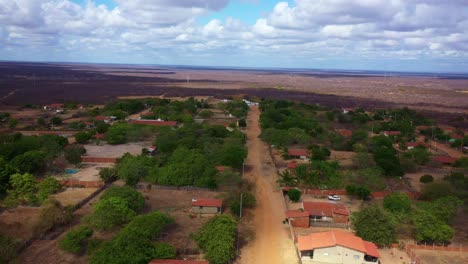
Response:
[415, 250, 468, 264]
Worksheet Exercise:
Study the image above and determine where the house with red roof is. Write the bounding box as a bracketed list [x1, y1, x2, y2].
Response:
[149, 260, 209, 264]
[285, 209, 310, 228]
[302, 201, 350, 224]
[191, 198, 222, 214]
[288, 149, 310, 160]
[336, 129, 352, 137]
[129, 119, 177, 127]
[432, 156, 457, 165]
[95, 116, 116, 124]
[342, 108, 356, 114]
[406, 141, 429, 150]
[44, 103, 64, 111]
[297, 230, 380, 264]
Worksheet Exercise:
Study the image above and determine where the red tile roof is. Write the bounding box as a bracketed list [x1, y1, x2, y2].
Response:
[95, 133, 105, 139]
[416, 126, 430, 131]
[46, 103, 64, 108]
[337, 129, 352, 137]
[286, 210, 309, 218]
[287, 161, 297, 169]
[191, 198, 222, 208]
[129, 119, 177, 127]
[288, 149, 309, 157]
[450, 134, 464, 140]
[384, 131, 401, 136]
[297, 230, 380, 258]
[215, 166, 227, 172]
[302, 201, 349, 217]
[149, 260, 209, 264]
[95, 116, 110, 121]
[432, 156, 457, 164]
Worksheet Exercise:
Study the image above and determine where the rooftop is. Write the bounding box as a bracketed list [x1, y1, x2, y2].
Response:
[149, 260, 209, 264]
[288, 149, 309, 157]
[129, 119, 177, 127]
[302, 201, 349, 217]
[297, 230, 380, 258]
[191, 198, 222, 208]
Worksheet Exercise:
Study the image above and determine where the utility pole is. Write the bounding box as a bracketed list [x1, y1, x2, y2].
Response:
[239, 192, 243, 219]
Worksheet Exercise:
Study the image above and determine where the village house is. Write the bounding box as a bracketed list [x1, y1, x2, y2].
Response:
[302, 201, 350, 224]
[297, 230, 380, 264]
[285, 209, 310, 228]
[191, 198, 222, 214]
[129, 118, 177, 127]
[43, 103, 64, 111]
[144, 145, 158, 156]
[342, 108, 355, 114]
[288, 149, 310, 160]
[149, 260, 209, 264]
[95, 115, 116, 124]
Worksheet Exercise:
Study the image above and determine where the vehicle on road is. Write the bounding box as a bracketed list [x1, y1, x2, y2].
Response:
[328, 194, 341, 201]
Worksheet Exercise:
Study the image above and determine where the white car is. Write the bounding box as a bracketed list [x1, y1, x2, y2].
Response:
[328, 194, 341, 201]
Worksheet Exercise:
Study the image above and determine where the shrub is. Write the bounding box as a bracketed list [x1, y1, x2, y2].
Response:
[37, 176, 62, 202]
[419, 174, 434, 183]
[193, 215, 237, 264]
[59, 226, 93, 254]
[346, 184, 371, 200]
[352, 206, 396, 246]
[229, 192, 256, 217]
[0, 235, 18, 263]
[288, 188, 302, 202]
[100, 186, 145, 212]
[412, 210, 454, 244]
[383, 192, 411, 214]
[75, 132, 92, 144]
[33, 198, 73, 237]
[99, 167, 117, 183]
[87, 197, 136, 230]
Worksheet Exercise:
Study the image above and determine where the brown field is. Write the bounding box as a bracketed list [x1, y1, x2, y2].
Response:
[83, 142, 150, 158]
[415, 249, 468, 264]
[0, 206, 42, 241]
[0, 62, 466, 128]
[52, 187, 100, 206]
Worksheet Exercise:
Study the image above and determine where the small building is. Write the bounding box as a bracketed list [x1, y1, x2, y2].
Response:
[297, 230, 380, 264]
[288, 149, 310, 160]
[302, 201, 350, 224]
[383, 131, 401, 137]
[191, 198, 222, 214]
[149, 260, 209, 264]
[129, 119, 177, 127]
[432, 156, 457, 165]
[287, 161, 298, 170]
[144, 145, 157, 155]
[415, 125, 431, 133]
[450, 134, 464, 140]
[406, 142, 429, 150]
[95, 116, 116, 124]
[285, 210, 310, 228]
[342, 108, 355, 114]
[44, 103, 64, 111]
[94, 133, 105, 139]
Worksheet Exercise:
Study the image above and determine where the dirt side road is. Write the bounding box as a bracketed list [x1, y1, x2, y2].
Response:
[238, 106, 299, 264]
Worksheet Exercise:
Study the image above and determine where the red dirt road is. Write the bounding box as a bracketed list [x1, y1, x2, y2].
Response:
[238, 106, 298, 264]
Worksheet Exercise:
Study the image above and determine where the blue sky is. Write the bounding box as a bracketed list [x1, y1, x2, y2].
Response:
[1, 0, 467, 72]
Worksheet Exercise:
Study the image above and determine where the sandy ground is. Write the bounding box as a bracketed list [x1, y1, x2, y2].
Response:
[52, 187, 100, 207]
[59, 163, 113, 181]
[0, 206, 42, 241]
[83, 142, 150, 158]
[330, 150, 356, 167]
[378, 248, 412, 264]
[237, 106, 299, 264]
[414, 249, 468, 264]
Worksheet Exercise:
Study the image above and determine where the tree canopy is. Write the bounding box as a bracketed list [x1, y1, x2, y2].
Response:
[352, 206, 397, 246]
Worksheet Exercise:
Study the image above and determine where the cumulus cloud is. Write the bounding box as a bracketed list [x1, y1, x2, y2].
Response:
[0, 0, 467, 71]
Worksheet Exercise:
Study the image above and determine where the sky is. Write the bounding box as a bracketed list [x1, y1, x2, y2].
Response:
[0, 0, 467, 73]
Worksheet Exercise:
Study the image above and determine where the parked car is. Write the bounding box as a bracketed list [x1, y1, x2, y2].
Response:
[328, 194, 341, 201]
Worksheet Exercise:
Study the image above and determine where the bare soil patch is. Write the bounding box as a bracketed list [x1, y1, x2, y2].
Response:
[83, 142, 149, 158]
[0, 206, 42, 241]
[330, 150, 356, 167]
[142, 189, 224, 252]
[415, 249, 468, 264]
[52, 187, 99, 207]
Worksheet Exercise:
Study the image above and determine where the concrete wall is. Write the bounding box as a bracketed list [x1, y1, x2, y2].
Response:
[289, 216, 309, 228]
[192, 206, 221, 214]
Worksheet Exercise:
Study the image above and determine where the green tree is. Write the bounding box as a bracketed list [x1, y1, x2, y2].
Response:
[37, 176, 61, 202]
[352, 206, 396, 246]
[3, 173, 38, 207]
[37, 117, 47, 126]
[11, 150, 47, 174]
[193, 215, 237, 264]
[116, 154, 151, 186]
[309, 145, 331, 161]
[412, 210, 454, 244]
[383, 192, 411, 214]
[88, 197, 136, 230]
[419, 175, 434, 183]
[99, 167, 116, 183]
[453, 157, 468, 168]
[288, 188, 302, 202]
[220, 141, 247, 169]
[50, 116, 63, 125]
[229, 192, 256, 217]
[100, 186, 145, 212]
[198, 110, 214, 118]
[417, 196, 463, 224]
[238, 118, 247, 127]
[277, 170, 298, 187]
[345, 184, 371, 200]
[75, 132, 92, 144]
[64, 145, 86, 166]
[421, 182, 455, 200]
[373, 147, 404, 177]
[59, 226, 93, 254]
[0, 235, 18, 263]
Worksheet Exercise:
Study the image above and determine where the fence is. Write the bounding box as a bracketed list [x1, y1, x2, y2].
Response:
[135, 183, 212, 192]
[58, 179, 105, 188]
[396, 240, 468, 264]
[81, 157, 118, 163]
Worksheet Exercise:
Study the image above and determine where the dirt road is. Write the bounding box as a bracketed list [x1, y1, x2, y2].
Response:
[238, 106, 299, 264]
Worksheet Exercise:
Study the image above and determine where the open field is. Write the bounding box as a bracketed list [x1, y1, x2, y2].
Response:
[0, 206, 42, 241]
[0, 62, 466, 128]
[414, 249, 468, 264]
[83, 142, 150, 158]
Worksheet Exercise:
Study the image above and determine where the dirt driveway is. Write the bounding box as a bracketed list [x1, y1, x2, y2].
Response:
[237, 106, 298, 264]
